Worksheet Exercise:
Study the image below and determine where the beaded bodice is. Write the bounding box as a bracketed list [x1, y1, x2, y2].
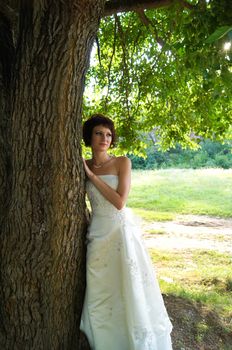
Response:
[86, 175, 124, 216]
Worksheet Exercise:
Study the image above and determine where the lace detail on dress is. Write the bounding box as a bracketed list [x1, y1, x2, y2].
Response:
[134, 327, 156, 350]
[88, 235, 111, 268]
[126, 258, 139, 276]
[126, 256, 156, 288]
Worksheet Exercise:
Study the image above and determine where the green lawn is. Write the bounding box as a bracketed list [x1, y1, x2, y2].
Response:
[150, 249, 232, 319]
[127, 168, 232, 345]
[128, 168, 232, 219]
[149, 248, 232, 348]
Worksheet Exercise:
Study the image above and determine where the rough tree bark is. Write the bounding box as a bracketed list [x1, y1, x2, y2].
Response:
[0, 0, 179, 348]
[0, 1, 104, 349]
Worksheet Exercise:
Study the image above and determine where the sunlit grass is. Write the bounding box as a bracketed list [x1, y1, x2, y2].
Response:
[128, 169, 232, 218]
[149, 249, 232, 320]
[132, 208, 174, 222]
[147, 228, 166, 235]
[128, 168, 232, 343]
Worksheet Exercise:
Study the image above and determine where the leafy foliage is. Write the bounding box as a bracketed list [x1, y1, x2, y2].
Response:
[205, 25, 232, 43]
[83, 0, 232, 152]
[129, 139, 232, 169]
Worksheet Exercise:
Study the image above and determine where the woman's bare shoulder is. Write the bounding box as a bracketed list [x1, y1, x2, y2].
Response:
[114, 156, 131, 173]
[114, 155, 131, 164]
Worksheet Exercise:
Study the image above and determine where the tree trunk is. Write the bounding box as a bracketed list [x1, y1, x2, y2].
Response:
[0, 11, 13, 228]
[0, 1, 105, 348]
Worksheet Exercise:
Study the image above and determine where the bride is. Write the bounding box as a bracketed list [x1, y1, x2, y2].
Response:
[80, 114, 173, 350]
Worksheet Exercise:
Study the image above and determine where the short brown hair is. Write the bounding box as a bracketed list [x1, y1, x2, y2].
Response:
[82, 114, 116, 147]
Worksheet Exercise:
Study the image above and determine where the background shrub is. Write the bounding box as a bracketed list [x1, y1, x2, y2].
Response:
[128, 140, 232, 169]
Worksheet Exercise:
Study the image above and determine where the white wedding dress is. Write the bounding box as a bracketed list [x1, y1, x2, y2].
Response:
[80, 175, 173, 350]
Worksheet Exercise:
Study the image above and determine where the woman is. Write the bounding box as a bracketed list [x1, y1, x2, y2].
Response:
[80, 114, 173, 350]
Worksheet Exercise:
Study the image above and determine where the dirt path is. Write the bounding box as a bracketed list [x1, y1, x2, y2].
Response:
[142, 215, 232, 253]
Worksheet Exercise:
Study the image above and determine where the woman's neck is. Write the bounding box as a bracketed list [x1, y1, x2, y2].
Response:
[92, 152, 110, 166]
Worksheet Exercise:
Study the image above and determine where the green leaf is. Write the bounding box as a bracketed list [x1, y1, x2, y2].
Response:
[84, 3, 232, 151]
[205, 26, 232, 44]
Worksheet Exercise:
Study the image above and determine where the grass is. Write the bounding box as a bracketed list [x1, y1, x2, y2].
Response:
[132, 208, 175, 222]
[149, 249, 232, 325]
[127, 169, 232, 346]
[127, 168, 232, 219]
[128, 168, 232, 320]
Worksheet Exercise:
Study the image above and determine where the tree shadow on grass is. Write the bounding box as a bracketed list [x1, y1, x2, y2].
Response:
[164, 294, 232, 350]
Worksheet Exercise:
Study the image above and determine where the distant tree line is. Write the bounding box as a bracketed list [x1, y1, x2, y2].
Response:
[129, 139, 232, 169]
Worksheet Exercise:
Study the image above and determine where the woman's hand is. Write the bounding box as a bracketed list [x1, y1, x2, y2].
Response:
[83, 158, 94, 179]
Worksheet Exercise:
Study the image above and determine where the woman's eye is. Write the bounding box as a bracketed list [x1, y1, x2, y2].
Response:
[95, 131, 112, 137]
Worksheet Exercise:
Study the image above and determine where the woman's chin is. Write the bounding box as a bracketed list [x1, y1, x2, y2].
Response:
[98, 146, 109, 151]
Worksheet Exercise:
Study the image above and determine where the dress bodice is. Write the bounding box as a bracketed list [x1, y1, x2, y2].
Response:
[86, 175, 124, 216]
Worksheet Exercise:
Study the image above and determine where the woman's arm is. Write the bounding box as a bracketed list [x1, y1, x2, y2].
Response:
[83, 157, 131, 210]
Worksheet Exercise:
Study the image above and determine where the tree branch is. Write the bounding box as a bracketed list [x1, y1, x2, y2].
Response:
[104, 0, 194, 17]
[115, 14, 132, 119]
[104, 16, 117, 109]
[136, 9, 165, 47]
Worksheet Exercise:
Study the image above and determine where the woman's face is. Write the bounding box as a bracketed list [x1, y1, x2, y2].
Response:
[91, 124, 112, 151]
